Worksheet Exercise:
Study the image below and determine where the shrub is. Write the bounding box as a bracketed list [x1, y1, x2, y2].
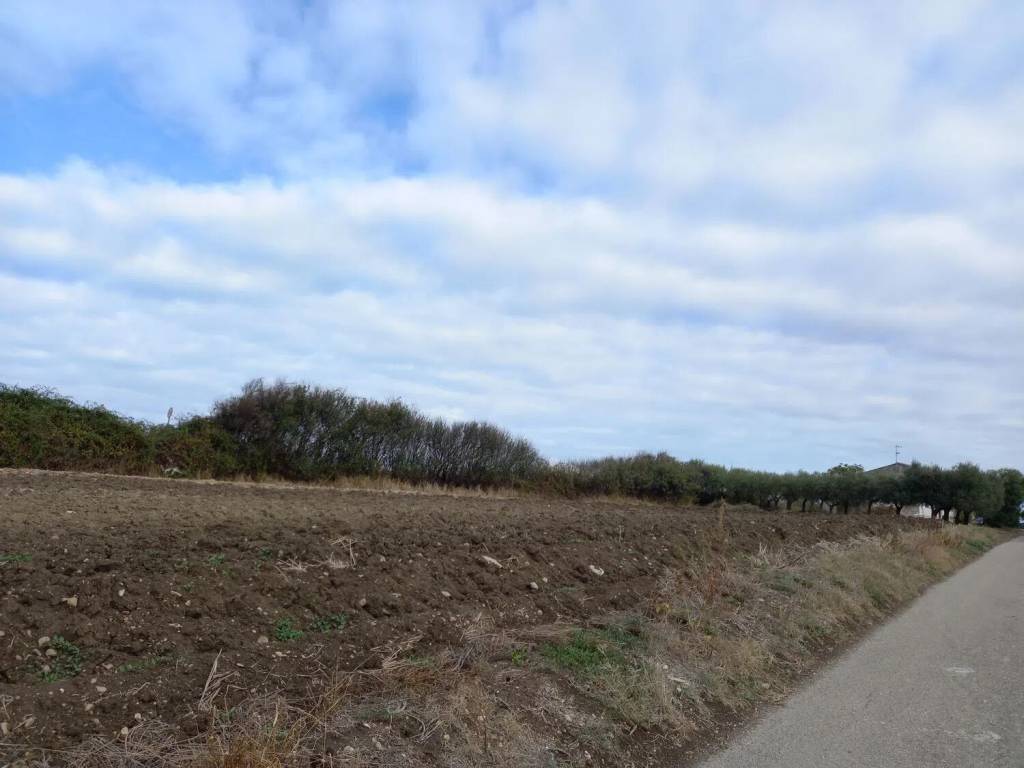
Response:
[0, 385, 151, 473]
[548, 452, 702, 502]
[149, 416, 241, 478]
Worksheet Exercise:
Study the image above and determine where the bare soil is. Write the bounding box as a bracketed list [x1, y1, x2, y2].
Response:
[0, 469, 925, 764]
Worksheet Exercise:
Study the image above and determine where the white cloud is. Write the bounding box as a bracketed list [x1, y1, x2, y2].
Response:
[0, 2, 1022, 469]
[0, 163, 1021, 469]
[1, 1, 1020, 200]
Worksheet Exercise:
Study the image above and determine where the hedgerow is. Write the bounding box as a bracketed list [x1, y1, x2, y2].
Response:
[1, 380, 1020, 524]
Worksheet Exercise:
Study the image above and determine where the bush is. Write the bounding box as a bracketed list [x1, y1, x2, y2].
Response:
[545, 452, 702, 502]
[4, 381, 1020, 517]
[0, 385, 152, 473]
[210, 379, 546, 487]
[149, 417, 241, 478]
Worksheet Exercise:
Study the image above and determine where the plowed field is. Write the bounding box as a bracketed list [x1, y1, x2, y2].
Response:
[0, 469, 923, 764]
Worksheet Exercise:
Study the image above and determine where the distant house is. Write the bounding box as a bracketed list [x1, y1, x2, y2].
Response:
[865, 462, 930, 517]
[865, 461, 910, 477]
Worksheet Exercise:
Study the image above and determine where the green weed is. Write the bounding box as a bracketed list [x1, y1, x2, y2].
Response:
[0, 553, 31, 565]
[963, 537, 991, 554]
[273, 618, 304, 642]
[39, 636, 83, 682]
[864, 580, 892, 609]
[541, 630, 627, 674]
[311, 613, 349, 633]
[769, 572, 800, 594]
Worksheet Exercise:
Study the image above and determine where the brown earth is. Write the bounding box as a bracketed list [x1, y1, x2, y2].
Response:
[0, 469, 927, 765]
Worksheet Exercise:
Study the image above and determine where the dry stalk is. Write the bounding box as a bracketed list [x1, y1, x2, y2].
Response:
[198, 651, 237, 713]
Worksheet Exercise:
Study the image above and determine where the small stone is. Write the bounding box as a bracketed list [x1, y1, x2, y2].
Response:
[118, 589, 126, 597]
[344, 746, 355, 754]
[441, 590, 452, 598]
[358, 598, 368, 608]
[45, 648, 58, 657]
[480, 555, 504, 569]
[95, 686, 108, 694]
[84, 703, 94, 712]
[528, 582, 539, 591]
[63, 596, 79, 608]
[134, 712, 143, 721]
[22, 716, 35, 728]
[37, 636, 51, 647]
[41, 664, 51, 674]
[588, 565, 605, 576]
[256, 635, 269, 645]
[0, 722, 9, 736]
[120, 726, 130, 736]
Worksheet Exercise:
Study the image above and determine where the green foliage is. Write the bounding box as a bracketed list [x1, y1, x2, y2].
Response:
[547, 452, 704, 502]
[0, 380, 545, 489]
[273, 618, 304, 642]
[541, 631, 620, 673]
[39, 636, 83, 682]
[988, 469, 1024, 527]
[949, 463, 1003, 524]
[0, 553, 32, 564]
[149, 416, 241, 478]
[0, 385, 152, 473]
[211, 379, 546, 487]
[540, 626, 640, 675]
[3, 382, 1020, 521]
[311, 613, 349, 633]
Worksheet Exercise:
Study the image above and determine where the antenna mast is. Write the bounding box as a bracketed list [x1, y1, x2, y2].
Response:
[895, 444, 901, 464]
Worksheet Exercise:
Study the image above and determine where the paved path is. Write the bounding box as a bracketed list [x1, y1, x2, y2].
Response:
[699, 536, 1024, 768]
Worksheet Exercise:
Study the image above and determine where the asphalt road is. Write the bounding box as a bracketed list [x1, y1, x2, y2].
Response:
[698, 535, 1024, 768]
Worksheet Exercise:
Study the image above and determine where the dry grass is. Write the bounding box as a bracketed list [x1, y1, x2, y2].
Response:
[44, 525, 1003, 768]
[634, 525, 1001, 734]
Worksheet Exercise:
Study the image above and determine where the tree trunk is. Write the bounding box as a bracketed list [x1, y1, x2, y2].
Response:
[867, 500, 875, 513]
[942, 508, 950, 522]
[801, 499, 808, 513]
[894, 503, 904, 515]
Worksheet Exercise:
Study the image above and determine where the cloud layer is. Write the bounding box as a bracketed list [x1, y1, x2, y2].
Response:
[0, 1, 1022, 470]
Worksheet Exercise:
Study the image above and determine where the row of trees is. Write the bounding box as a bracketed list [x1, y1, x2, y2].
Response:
[2, 381, 1020, 525]
[549, 453, 1022, 526]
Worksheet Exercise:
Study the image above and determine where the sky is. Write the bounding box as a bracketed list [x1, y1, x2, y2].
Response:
[0, 1, 1022, 472]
